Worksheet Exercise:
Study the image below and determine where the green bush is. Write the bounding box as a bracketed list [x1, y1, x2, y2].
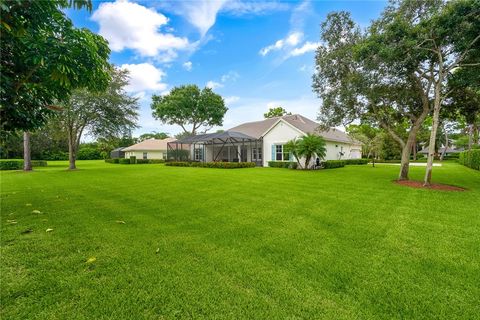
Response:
[323, 160, 345, 169]
[458, 149, 480, 170]
[77, 146, 102, 160]
[31, 160, 47, 167]
[0, 160, 23, 170]
[135, 159, 149, 164]
[166, 161, 255, 169]
[343, 159, 368, 165]
[147, 159, 165, 164]
[268, 161, 296, 168]
[443, 153, 460, 159]
[129, 156, 136, 164]
[0, 159, 47, 170]
[119, 158, 130, 164]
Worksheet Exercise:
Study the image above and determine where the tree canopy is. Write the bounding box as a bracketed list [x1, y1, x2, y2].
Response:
[151, 85, 227, 135]
[264, 107, 292, 118]
[55, 67, 139, 169]
[313, 0, 480, 183]
[0, 0, 111, 132]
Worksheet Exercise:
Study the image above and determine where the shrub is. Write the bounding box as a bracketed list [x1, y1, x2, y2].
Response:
[31, 160, 47, 167]
[323, 160, 345, 169]
[343, 159, 368, 165]
[443, 153, 460, 160]
[129, 156, 136, 164]
[166, 161, 255, 169]
[77, 146, 102, 160]
[0, 160, 23, 170]
[119, 158, 130, 164]
[135, 159, 149, 164]
[147, 159, 165, 164]
[268, 161, 296, 168]
[458, 149, 480, 170]
[0, 159, 47, 170]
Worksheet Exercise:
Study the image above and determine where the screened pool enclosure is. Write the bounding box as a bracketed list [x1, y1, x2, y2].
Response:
[167, 131, 263, 166]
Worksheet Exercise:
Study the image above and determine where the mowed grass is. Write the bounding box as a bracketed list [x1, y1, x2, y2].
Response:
[1, 161, 479, 319]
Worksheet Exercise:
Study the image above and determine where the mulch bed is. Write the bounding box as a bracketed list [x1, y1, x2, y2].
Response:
[395, 180, 466, 191]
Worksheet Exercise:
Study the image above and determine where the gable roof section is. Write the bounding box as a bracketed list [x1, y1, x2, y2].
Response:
[122, 137, 176, 151]
[228, 114, 360, 144]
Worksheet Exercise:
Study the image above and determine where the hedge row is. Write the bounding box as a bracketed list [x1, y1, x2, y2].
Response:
[0, 160, 48, 170]
[267, 161, 298, 169]
[166, 161, 256, 169]
[343, 159, 368, 165]
[105, 158, 166, 164]
[323, 160, 345, 169]
[458, 149, 480, 170]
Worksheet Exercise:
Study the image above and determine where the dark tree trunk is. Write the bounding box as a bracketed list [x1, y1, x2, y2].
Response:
[68, 133, 76, 170]
[23, 131, 32, 171]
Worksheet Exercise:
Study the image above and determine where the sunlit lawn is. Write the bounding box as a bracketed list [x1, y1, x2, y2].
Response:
[1, 160, 479, 319]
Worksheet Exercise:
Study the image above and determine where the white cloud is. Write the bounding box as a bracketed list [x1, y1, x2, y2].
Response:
[259, 1, 318, 60]
[120, 63, 167, 93]
[290, 41, 320, 56]
[183, 61, 193, 71]
[180, 1, 229, 36]
[259, 32, 303, 56]
[206, 81, 224, 89]
[224, 96, 240, 104]
[221, 71, 240, 83]
[91, 0, 190, 58]
[154, 0, 288, 38]
[222, 1, 289, 15]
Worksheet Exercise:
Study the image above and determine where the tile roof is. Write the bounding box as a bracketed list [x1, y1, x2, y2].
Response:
[122, 137, 176, 151]
[228, 114, 360, 144]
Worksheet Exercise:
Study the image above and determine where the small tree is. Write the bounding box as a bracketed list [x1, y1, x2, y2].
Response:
[264, 107, 292, 119]
[297, 134, 327, 169]
[284, 138, 303, 169]
[56, 68, 138, 169]
[151, 85, 227, 135]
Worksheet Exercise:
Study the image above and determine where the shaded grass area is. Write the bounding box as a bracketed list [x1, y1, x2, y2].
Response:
[1, 161, 479, 319]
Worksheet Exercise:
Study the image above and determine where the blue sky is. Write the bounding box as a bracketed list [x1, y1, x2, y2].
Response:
[66, 0, 387, 137]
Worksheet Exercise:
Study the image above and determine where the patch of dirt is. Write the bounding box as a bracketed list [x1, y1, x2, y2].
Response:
[395, 180, 466, 192]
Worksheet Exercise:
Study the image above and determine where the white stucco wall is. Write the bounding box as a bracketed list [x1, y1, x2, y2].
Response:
[262, 120, 305, 167]
[262, 120, 363, 166]
[124, 150, 166, 160]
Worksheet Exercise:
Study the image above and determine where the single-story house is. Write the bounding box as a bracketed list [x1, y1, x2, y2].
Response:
[167, 114, 362, 167]
[418, 146, 464, 156]
[123, 137, 176, 160]
[110, 147, 125, 159]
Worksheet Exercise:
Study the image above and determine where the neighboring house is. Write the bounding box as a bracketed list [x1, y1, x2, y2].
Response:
[123, 138, 176, 160]
[110, 147, 125, 159]
[418, 146, 464, 156]
[168, 114, 362, 167]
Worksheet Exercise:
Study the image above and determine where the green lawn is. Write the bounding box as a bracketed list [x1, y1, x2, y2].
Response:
[1, 161, 479, 319]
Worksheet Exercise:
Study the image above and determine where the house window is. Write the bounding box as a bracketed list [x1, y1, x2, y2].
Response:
[143, 152, 147, 159]
[275, 145, 290, 161]
[252, 147, 262, 161]
[276, 145, 283, 160]
[194, 148, 203, 161]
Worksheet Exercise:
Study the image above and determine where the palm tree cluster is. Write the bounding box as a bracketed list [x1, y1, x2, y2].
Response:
[284, 133, 327, 169]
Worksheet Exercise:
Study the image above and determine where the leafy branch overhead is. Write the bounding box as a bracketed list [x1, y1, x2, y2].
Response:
[150, 85, 227, 135]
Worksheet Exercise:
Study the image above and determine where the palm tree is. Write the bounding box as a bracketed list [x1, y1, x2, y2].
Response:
[283, 138, 302, 169]
[297, 133, 327, 169]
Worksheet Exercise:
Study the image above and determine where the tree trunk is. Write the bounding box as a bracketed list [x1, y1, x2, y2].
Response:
[468, 124, 473, 150]
[424, 82, 443, 186]
[23, 131, 32, 171]
[68, 133, 77, 170]
[412, 137, 417, 161]
[440, 126, 448, 161]
[304, 156, 311, 170]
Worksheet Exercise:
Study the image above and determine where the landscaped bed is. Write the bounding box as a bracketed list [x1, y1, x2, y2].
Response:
[1, 160, 479, 319]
